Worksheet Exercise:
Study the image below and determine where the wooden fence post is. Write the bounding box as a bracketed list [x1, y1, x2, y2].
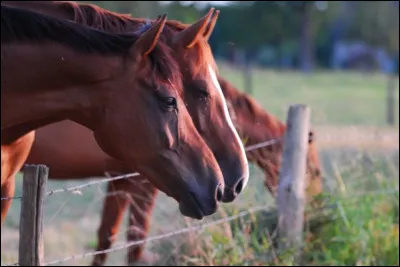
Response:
[19, 164, 48, 266]
[277, 104, 310, 264]
[386, 74, 396, 126]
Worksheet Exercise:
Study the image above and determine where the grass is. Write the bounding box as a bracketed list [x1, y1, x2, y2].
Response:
[218, 62, 399, 127]
[149, 149, 399, 266]
[302, 151, 399, 266]
[1, 67, 399, 266]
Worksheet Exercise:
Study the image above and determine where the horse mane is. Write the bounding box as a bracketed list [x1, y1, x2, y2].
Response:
[58, 1, 137, 32]
[50, 1, 218, 77]
[242, 94, 285, 135]
[1, 4, 140, 55]
[218, 76, 286, 136]
[1, 4, 182, 88]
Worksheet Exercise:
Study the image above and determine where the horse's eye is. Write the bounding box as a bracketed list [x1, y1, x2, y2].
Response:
[195, 89, 210, 101]
[162, 97, 177, 110]
[199, 90, 210, 99]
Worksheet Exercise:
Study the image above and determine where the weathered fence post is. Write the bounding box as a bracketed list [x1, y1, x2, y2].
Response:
[386, 74, 396, 126]
[277, 104, 310, 264]
[19, 164, 48, 266]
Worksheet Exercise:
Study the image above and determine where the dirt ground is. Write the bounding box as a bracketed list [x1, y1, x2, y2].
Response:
[314, 125, 398, 150]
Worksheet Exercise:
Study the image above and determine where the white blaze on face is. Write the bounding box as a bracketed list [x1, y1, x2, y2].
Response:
[208, 65, 250, 190]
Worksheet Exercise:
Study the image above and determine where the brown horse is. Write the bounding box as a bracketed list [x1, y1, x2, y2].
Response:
[3, 0, 249, 202]
[17, 77, 323, 266]
[1, 5, 225, 222]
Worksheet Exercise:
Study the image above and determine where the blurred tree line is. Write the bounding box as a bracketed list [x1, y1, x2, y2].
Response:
[82, 1, 398, 73]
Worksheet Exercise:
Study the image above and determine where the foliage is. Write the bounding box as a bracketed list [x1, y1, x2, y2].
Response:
[79, 1, 399, 71]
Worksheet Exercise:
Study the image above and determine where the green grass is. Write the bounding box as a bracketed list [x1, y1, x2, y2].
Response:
[218, 62, 400, 127]
[302, 151, 399, 266]
[149, 150, 399, 266]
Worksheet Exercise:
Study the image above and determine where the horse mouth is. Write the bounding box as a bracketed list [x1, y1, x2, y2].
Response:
[179, 193, 206, 220]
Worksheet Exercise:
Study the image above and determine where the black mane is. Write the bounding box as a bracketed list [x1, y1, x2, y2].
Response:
[1, 4, 141, 56]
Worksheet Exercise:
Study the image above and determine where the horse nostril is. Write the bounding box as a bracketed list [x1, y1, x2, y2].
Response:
[234, 178, 244, 195]
[215, 184, 223, 202]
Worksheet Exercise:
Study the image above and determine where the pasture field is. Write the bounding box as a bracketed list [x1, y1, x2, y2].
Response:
[218, 62, 399, 127]
[1, 67, 399, 266]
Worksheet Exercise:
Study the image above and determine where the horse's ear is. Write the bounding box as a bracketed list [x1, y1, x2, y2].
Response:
[172, 8, 215, 49]
[130, 14, 167, 58]
[203, 9, 220, 41]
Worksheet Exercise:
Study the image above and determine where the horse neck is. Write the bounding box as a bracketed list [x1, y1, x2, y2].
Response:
[259, 112, 286, 144]
[1, 43, 120, 132]
[243, 108, 286, 193]
[242, 97, 286, 147]
[240, 100, 286, 174]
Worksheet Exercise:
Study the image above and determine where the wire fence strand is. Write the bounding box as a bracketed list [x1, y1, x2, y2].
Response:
[45, 173, 140, 196]
[245, 138, 280, 152]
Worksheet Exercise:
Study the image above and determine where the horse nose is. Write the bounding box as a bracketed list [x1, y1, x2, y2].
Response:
[215, 183, 224, 202]
[221, 177, 246, 203]
[233, 177, 245, 195]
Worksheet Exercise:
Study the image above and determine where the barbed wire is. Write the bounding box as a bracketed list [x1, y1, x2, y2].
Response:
[0, 173, 141, 201]
[1, 138, 281, 202]
[45, 172, 140, 196]
[245, 138, 280, 152]
[0, 196, 22, 201]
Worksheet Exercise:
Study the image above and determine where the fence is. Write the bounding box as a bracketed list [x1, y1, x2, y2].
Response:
[2, 104, 397, 266]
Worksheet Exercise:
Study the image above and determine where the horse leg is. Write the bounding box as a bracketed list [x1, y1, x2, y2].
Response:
[1, 176, 16, 225]
[91, 178, 131, 266]
[1, 132, 35, 225]
[126, 177, 158, 265]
